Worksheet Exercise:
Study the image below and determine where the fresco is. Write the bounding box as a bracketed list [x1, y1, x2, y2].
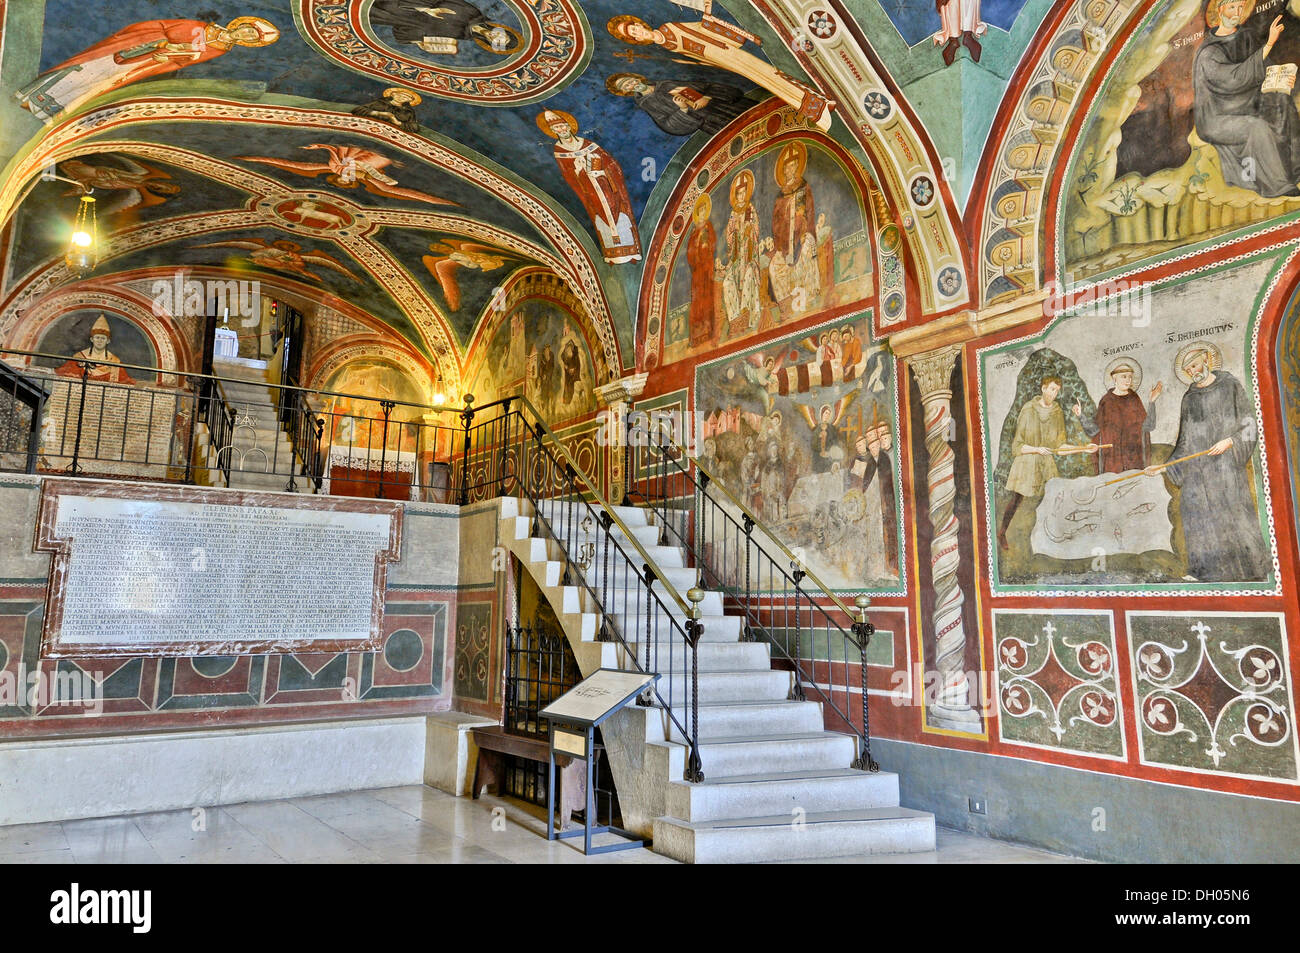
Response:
[693, 313, 902, 593]
[1279, 280, 1300, 541]
[323, 358, 428, 453]
[880, 0, 1029, 47]
[33, 310, 155, 380]
[465, 295, 598, 424]
[980, 256, 1278, 592]
[1064, 0, 1300, 279]
[653, 135, 874, 369]
[1127, 611, 1298, 780]
[994, 610, 1125, 759]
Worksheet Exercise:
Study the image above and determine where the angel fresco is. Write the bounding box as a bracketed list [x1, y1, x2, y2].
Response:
[194, 238, 360, 283]
[421, 239, 521, 311]
[56, 158, 181, 218]
[16, 16, 279, 124]
[236, 145, 457, 206]
[368, 0, 523, 56]
[604, 73, 748, 138]
[537, 109, 641, 265]
[607, 14, 832, 131]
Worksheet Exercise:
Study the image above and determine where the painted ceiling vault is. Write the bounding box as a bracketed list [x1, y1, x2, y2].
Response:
[0, 0, 1005, 393]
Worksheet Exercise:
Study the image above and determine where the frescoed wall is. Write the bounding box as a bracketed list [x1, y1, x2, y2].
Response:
[979, 256, 1278, 593]
[1063, 0, 1300, 280]
[693, 313, 902, 593]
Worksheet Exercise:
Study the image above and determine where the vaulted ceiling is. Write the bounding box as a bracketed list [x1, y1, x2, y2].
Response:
[1, 0, 994, 391]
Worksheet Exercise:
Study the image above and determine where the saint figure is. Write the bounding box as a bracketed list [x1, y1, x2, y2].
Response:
[538, 109, 641, 264]
[607, 15, 833, 130]
[605, 73, 748, 137]
[718, 170, 761, 333]
[687, 193, 717, 347]
[15, 17, 278, 123]
[1144, 348, 1270, 581]
[1194, 1, 1300, 197]
[369, 0, 522, 56]
[1071, 363, 1162, 474]
[55, 314, 136, 384]
[352, 87, 423, 132]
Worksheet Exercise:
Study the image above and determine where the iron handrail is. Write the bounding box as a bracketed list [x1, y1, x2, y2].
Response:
[631, 421, 879, 771]
[515, 395, 692, 617]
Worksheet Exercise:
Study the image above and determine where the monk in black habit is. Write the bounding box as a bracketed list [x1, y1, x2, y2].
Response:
[1194, 0, 1300, 197]
[606, 73, 748, 137]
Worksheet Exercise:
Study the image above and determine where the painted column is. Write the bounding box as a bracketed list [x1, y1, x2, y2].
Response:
[907, 344, 983, 733]
[595, 372, 647, 502]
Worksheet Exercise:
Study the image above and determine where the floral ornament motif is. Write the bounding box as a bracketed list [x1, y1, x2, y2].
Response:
[937, 266, 963, 297]
[863, 91, 892, 121]
[789, 30, 814, 53]
[909, 175, 935, 207]
[1136, 643, 1174, 680]
[1000, 637, 1028, 670]
[1237, 646, 1282, 689]
[1079, 690, 1116, 726]
[1077, 641, 1112, 676]
[1142, 694, 1181, 735]
[1243, 702, 1287, 742]
[807, 10, 837, 38]
[1002, 684, 1031, 714]
[883, 291, 904, 319]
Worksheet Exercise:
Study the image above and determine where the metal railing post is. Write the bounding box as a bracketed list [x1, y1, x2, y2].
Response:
[851, 596, 879, 772]
[458, 393, 475, 505]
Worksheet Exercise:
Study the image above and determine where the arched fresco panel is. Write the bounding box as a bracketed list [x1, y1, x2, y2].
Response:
[1063, 0, 1300, 281]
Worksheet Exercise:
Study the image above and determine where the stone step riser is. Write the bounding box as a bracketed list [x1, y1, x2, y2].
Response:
[643, 702, 825, 744]
[652, 812, 936, 864]
[664, 772, 901, 822]
[694, 735, 857, 778]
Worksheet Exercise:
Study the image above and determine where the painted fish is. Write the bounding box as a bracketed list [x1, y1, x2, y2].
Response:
[1126, 502, 1156, 517]
[1112, 481, 1140, 499]
[1065, 509, 1102, 522]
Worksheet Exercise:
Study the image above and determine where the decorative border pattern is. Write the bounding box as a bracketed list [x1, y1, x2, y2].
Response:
[296, 0, 591, 105]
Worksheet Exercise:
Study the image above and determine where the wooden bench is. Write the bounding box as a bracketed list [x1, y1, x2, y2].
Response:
[471, 725, 586, 830]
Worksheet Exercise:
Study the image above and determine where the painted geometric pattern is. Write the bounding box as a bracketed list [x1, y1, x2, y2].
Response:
[454, 601, 494, 702]
[994, 610, 1124, 759]
[1128, 612, 1298, 782]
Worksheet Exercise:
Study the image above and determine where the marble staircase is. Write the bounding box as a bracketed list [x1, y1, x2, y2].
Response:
[498, 496, 935, 864]
[197, 360, 304, 493]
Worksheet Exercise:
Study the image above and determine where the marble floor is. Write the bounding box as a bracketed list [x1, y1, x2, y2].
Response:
[0, 786, 1088, 864]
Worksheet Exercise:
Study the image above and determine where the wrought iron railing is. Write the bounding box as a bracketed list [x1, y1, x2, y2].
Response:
[0, 347, 520, 501]
[625, 412, 879, 772]
[508, 396, 705, 783]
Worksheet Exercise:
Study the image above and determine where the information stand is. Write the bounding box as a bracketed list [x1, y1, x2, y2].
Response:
[540, 668, 659, 855]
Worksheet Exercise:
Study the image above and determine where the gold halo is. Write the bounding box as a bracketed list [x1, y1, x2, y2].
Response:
[692, 193, 712, 224]
[1205, 0, 1256, 29]
[1174, 342, 1222, 385]
[225, 16, 280, 47]
[608, 15, 654, 45]
[383, 87, 422, 105]
[473, 23, 524, 55]
[729, 169, 755, 209]
[606, 72, 645, 96]
[536, 109, 578, 138]
[774, 141, 808, 189]
[1104, 356, 1142, 393]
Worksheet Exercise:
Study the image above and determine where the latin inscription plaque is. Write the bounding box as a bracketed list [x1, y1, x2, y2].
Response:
[36, 481, 403, 657]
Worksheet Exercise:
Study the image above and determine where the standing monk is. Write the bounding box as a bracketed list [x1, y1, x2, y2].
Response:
[1144, 348, 1270, 581]
[1072, 363, 1162, 473]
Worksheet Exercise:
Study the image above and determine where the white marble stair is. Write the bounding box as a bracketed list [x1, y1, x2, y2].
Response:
[498, 496, 935, 863]
[196, 360, 304, 493]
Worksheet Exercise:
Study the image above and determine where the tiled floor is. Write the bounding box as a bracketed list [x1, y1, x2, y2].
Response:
[0, 786, 1087, 864]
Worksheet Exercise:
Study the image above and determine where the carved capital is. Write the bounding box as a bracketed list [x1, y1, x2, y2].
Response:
[595, 372, 648, 409]
[905, 345, 962, 401]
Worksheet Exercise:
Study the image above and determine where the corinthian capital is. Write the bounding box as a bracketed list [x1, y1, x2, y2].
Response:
[905, 345, 963, 400]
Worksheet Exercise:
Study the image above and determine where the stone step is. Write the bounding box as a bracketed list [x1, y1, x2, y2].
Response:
[645, 699, 826, 743]
[663, 768, 901, 822]
[688, 731, 858, 778]
[627, 640, 770, 673]
[649, 669, 790, 706]
[652, 806, 935, 864]
[610, 610, 743, 643]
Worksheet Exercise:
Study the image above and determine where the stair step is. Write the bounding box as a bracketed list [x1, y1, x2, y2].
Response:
[651, 806, 935, 863]
[629, 640, 770, 673]
[651, 670, 791, 705]
[663, 768, 901, 822]
[647, 699, 826, 742]
[611, 610, 743, 643]
[689, 731, 858, 778]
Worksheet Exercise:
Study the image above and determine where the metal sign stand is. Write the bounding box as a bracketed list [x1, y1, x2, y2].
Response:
[541, 669, 659, 856]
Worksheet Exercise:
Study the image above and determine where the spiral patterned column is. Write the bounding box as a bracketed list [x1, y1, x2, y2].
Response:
[907, 346, 983, 733]
[595, 373, 647, 502]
